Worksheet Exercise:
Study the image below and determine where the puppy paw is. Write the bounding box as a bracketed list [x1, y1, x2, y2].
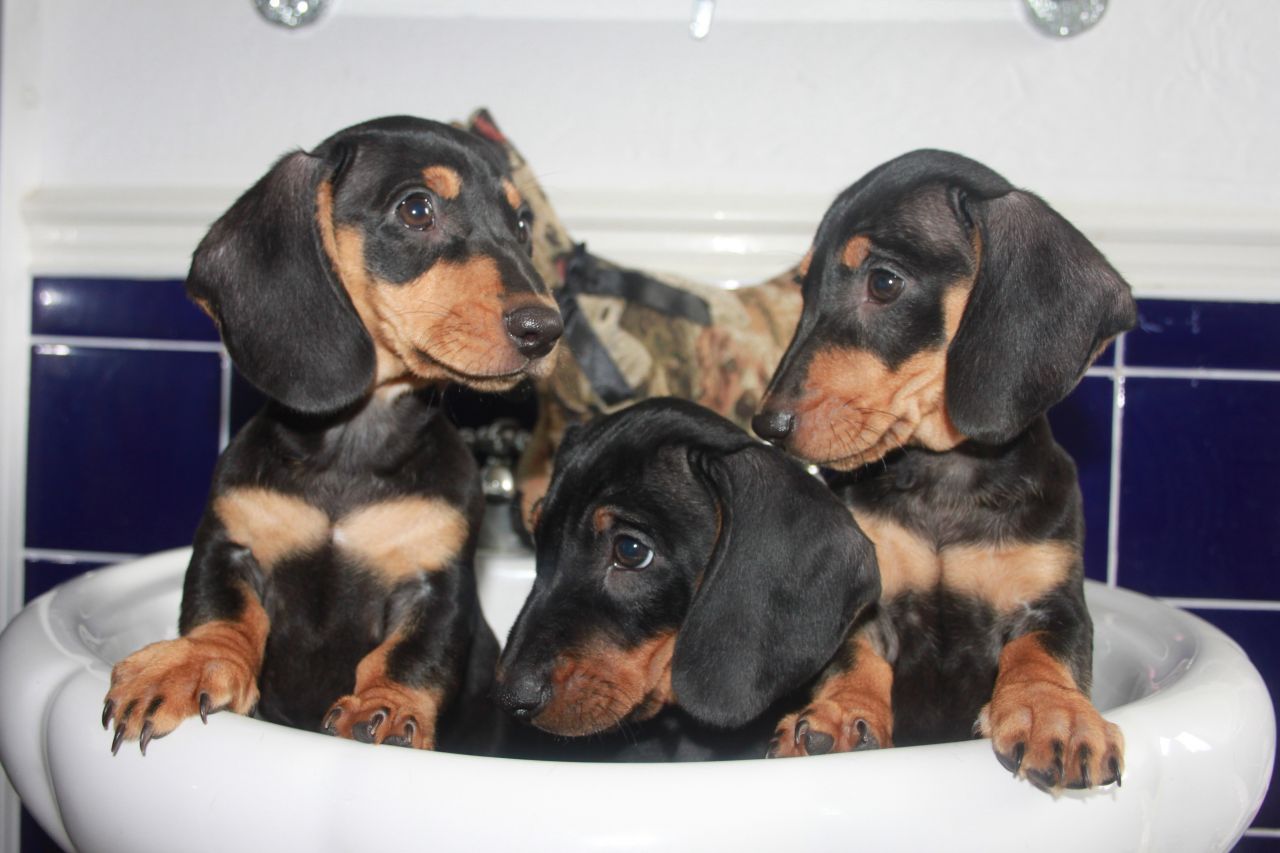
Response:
[322, 682, 438, 750]
[978, 682, 1124, 791]
[103, 634, 260, 755]
[767, 699, 892, 758]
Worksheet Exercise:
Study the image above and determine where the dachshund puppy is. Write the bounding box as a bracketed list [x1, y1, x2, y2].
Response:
[493, 398, 880, 759]
[754, 150, 1135, 791]
[102, 116, 562, 753]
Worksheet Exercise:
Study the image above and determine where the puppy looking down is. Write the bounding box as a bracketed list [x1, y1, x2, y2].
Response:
[754, 149, 1135, 791]
[103, 116, 561, 753]
[493, 398, 880, 759]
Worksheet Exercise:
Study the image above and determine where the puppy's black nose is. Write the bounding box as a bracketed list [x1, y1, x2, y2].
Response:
[752, 410, 795, 443]
[505, 304, 563, 359]
[495, 672, 551, 720]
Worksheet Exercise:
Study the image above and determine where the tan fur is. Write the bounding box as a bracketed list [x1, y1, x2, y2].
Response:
[325, 635, 443, 749]
[317, 180, 557, 391]
[422, 165, 461, 200]
[841, 235, 872, 268]
[942, 541, 1076, 613]
[771, 633, 894, 756]
[502, 178, 523, 210]
[977, 633, 1125, 789]
[316, 181, 405, 386]
[534, 632, 676, 736]
[334, 497, 469, 579]
[105, 582, 268, 741]
[853, 510, 1075, 612]
[790, 283, 970, 467]
[214, 488, 329, 570]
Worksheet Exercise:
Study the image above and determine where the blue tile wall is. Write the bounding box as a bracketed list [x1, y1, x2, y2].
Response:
[18, 283, 1280, 847]
[1046, 375, 1114, 583]
[26, 345, 221, 554]
[1128, 299, 1280, 371]
[1119, 378, 1280, 599]
[33, 277, 217, 342]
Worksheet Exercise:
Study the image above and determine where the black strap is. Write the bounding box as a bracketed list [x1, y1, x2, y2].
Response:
[554, 245, 713, 406]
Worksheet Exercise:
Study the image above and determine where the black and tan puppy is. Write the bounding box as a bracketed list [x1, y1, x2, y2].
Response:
[102, 116, 562, 753]
[493, 398, 880, 759]
[753, 149, 1135, 790]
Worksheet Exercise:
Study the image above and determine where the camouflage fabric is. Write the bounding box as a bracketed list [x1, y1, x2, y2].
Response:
[463, 110, 803, 525]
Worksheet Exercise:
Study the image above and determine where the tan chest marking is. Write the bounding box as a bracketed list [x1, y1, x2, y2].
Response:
[215, 488, 330, 570]
[853, 510, 1075, 612]
[216, 488, 467, 579]
[332, 497, 469, 579]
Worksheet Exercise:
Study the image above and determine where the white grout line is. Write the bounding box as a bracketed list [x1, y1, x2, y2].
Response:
[23, 548, 140, 565]
[1105, 337, 1125, 588]
[30, 335, 223, 354]
[1164, 597, 1280, 613]
[1121, 365, 1280, 382]
[218, 351, 232, 452]
[1244, 828, 1280, 838]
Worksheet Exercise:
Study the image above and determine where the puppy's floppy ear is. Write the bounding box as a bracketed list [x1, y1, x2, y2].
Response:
[187, 146, 375, 414]
[672, 445, 879, 728]
[945, 189, 1135, 445]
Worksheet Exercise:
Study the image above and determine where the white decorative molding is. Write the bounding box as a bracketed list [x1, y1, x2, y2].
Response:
[23, 186, 1280, 301]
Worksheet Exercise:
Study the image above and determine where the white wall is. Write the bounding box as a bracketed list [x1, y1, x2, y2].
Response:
[20, 0, 1280, 210]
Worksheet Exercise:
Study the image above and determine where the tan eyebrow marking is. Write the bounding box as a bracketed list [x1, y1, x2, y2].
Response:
[502, 179, 523, 210]
[841, 235, 872, 268]
[422, 166, 462, 200]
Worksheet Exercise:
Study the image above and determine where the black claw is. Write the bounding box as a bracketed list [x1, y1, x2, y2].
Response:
[111, 725, 126, 756]
[1026, 766, 1061, 792]
[852, 718, 880, 751]
[766, 739, 780, 759]
[803, 729, 835, 755]
[996, 742, 1026, 776]
[1076, 749, 1093, 789]
[139, 722, 154, 756]
[102, 700, 115, 730]
[794, 719, 808, 746]
[199, 693, 212, 725]
[322, 707, 342, 734]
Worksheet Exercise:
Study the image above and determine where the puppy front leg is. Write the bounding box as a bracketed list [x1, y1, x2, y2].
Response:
[978, 631, 1124, 791]
[323, 568, 469, 750]
[103, 530, 269, 754]
[769, 632, 893, 757]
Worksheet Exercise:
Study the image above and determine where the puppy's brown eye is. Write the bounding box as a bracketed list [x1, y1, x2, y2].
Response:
[516, 212, 533, 250]
[612, 535, 654, 570]
[397, 193, 435, 231]
[868, 269, 905, 303]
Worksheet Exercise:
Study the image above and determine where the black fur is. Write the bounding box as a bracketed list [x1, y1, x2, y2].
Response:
[755, 149, 1133, 780]
[495, 398, 879, 757]
[105, 115, 559, 755]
